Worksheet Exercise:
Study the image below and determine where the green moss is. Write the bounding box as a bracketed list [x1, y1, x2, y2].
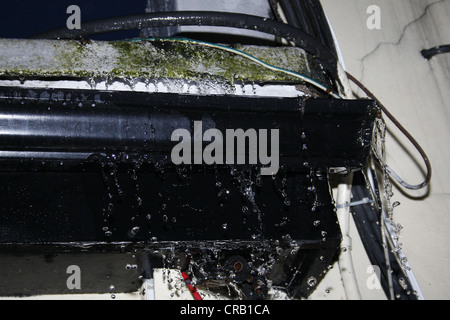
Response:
[0, 39, 327, 85]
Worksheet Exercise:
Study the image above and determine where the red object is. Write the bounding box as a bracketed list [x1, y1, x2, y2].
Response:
[181, 271, 203, 300]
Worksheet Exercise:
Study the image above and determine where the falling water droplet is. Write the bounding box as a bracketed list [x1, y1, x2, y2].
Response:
[131, 226, 140, 235]
[307, 276, 317, 287]
[217, 188, 230, 201]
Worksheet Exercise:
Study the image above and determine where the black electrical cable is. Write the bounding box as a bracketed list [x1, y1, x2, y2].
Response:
[291, 0, 314, 38]
[305, 0, 337, 56]
[301, 0, 326, 51]
[346, 72, 432, 190]
[270, 0, 337, 60]
[278, 0, 301, 28]
[351, 171, 418, 300]
[268, 0, 283, 22]
[421, 45, 450, 60]
[30, 11, 339, 80]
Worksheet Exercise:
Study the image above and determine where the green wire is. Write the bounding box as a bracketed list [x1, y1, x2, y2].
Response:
[127, 37, 342, 99]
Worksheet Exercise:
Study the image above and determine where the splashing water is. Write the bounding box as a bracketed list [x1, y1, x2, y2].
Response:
[371, 117, 407, 267]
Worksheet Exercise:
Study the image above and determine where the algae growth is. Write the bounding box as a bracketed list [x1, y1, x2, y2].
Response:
[0, 38, 328, 85]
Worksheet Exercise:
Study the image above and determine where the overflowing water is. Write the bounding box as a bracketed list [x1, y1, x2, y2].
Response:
[88, 151, 333, 299]
[370, 117, 422, 299]
[371, 118, 405, 254]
